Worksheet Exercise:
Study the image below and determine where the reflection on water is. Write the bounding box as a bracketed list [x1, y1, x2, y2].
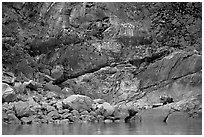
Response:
[2, 120, 202, 135]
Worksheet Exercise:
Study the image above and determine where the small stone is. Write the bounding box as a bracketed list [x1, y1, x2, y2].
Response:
[114, 119, 125, 123]
[73, 115, 81, 123]
[104, 119, 113, 123]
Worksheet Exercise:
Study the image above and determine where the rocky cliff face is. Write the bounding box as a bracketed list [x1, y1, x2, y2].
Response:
[2, 2, 202, 125]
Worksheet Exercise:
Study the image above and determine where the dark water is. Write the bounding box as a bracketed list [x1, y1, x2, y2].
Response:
[2, 120, 202, 135]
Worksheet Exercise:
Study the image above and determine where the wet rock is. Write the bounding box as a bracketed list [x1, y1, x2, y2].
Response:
[61, 119, 70, 124]
[126, 114, 142, 123]
[32, 118, 43, 124]
[104, 119, 113, 123]
[80, 115, 91, 123]
[44, 82, 61, 92]
[21, 116, 33, 124]
[7, 113, 21, 124]
[14, 101, 33, 117]
[137, 107, 171, 123]
[96, 115, 104, 122]
[2, 83, 16, 102]
[114, 119, 125, 123]
[73, 115, 81, 123]
[62, 94, 93, 112]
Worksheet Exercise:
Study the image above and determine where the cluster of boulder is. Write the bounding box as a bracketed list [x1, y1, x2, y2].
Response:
[2, 71, 138, 125]
[3, 93, 138, 124]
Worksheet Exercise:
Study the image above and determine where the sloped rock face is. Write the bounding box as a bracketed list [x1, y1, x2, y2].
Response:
[62, 51, 201, 106]
[136, 51, 201, 90]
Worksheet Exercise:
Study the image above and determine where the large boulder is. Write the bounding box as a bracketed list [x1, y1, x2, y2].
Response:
[6, 113, 21, 124]
[62, 94, 93, 112]
[2, 83, 16, 102]
[14, 101, 33, 117]
[114, 103, 130, 120]
[137, 107, 171, 123]
[97, 102, 115, 117]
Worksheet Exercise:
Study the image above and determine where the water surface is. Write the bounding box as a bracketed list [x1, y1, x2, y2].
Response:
[2, 120, 202, 135]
